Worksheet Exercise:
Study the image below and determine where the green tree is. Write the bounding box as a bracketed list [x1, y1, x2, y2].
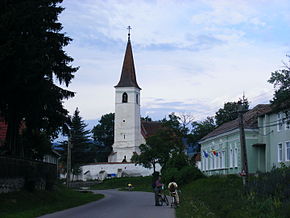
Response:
[60, 108, 95, 175]
[268, 56, 290, 110]
[0, 0, 78, 156]
[215, 99, 249, 126]
[132, 113, 186, 171]
[132, 128, 179, 172]
[190, 116, 216, 143]
[92, 113, 114, 162]
[70, 108, 94, 165]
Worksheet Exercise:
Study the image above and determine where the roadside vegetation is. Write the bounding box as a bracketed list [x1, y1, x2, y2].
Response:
[0, 185, 103, 218]
[177, 166, 290, 218]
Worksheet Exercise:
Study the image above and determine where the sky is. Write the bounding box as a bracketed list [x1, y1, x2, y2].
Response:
[58, 0, 290, 125]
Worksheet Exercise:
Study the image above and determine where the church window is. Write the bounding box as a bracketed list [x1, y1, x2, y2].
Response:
[122, 92, 128, 103]
[124, 134, 126, 139]
[123, 120, 125, 122]
[136, 94, 139, 104]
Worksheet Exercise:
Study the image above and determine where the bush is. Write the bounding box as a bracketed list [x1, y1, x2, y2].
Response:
[247, 165, 290, 201]
[161, 153, 204, 186]
[163, 165, 204, 186]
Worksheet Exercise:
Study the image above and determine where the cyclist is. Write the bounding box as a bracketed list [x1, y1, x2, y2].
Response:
[153, 176, 163, 206]
[168, 181, 179, 206]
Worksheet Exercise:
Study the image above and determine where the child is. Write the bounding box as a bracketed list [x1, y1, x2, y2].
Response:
[168, 181, 179, 205]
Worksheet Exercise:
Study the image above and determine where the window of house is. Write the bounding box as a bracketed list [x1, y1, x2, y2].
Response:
[285, 112, 290, 130]
[216, 154, 220, 169]
[286, 142, 290, 161]
[278, 143, 283, 162]
[277, 113, 282, 131]
[229, 148, 233, 168]
[219, 152, 222, 169]
[234, 147, 238, 167]
[122, 92, 128, 103]
[222, 151, 225, 168]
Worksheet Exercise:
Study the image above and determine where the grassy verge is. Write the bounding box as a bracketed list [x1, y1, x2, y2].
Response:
[91, 176, 153, 192]
[0, 185, 104, 218]
[176, 175, 290, 218]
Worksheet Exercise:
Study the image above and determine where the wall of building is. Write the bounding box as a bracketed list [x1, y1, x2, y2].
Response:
[76, 163, 161, 181]
[200, 129, 260, 176]
[259, 110, 290, 171]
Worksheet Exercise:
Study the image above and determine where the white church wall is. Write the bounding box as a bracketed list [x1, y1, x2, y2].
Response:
[111, 86, 144, 162]
[78, 163, 161, 181]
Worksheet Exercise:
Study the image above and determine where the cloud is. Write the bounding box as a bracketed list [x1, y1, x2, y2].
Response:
[59, 0, 290, 122]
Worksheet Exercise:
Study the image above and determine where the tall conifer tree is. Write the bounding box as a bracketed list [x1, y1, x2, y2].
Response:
[0, 0, 78, 156]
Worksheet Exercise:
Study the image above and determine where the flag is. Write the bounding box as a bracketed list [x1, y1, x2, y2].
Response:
[211, 149, 218, 156]
[203, 150, 209, 158]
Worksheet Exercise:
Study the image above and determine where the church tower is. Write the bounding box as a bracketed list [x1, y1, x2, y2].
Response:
[108, 27, 145, 162]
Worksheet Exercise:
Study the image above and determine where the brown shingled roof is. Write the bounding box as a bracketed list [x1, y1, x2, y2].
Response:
[200, 104, 272, 142]
[141, 121, 163, 139]
[115, 38, 141, 89]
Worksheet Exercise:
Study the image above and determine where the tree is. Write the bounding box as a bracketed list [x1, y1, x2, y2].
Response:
[215, 99, 249, 126]
[0, 0, 78, 156]
[190, 116, 216, 143]
[268, 56, 290, 110]
[132, 128, 179, 172]
[141, 116, 152, 122]
[60, 108, 95, 175]
[132, 113, 186, 171]
[92, 113, 114, 162]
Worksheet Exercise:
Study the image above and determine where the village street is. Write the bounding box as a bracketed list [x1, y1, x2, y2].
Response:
[39, 189, 175, 218]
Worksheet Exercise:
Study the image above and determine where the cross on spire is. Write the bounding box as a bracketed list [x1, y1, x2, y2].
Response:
[127, 26, 131, 40]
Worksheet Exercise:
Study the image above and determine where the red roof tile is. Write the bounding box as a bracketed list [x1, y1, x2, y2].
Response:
[141, 121, 163, 139]
[115, 38, 141, 89]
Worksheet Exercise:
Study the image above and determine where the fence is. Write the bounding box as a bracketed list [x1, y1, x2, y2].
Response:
[0, 156, 57, 193]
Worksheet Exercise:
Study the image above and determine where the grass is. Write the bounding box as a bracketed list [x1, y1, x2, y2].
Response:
[176, 175, 290, 218]
[0, 185, 104, 218]
[91, 176, 153, 192]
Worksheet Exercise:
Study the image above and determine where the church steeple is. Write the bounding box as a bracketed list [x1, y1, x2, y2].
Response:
[115, 26, 141, 90]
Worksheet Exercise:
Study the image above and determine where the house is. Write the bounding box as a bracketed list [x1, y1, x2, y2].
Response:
[198, 104, 290, 176]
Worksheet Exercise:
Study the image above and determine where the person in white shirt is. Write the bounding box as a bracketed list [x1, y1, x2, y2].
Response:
[168, 181, 179, 205]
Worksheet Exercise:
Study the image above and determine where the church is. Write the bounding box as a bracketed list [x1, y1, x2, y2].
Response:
[108, 27, 162, 163]
[78, 28, 161, 180]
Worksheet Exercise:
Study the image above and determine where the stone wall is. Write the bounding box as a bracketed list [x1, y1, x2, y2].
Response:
[74, 162, 161, 181]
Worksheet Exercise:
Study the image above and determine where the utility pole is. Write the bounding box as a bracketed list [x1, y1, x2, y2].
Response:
[238, 100, 249, 186]
[66, 132, 71, 188]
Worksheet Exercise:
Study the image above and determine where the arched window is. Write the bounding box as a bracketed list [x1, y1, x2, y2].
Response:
[136, 94, 139, 104]
[122, 92, 128, 103]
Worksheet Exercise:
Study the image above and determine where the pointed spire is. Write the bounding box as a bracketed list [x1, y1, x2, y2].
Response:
[115, 27, 141, 89]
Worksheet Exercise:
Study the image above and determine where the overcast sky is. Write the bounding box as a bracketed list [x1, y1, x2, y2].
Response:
[59, 0, 290, 123]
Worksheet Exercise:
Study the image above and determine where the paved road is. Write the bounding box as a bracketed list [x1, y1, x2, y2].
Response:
[39, 189, 175, 218]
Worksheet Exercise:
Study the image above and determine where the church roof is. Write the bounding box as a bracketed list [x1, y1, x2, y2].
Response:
[141, 121, 163, 139]
[115, 37, 141, 89]
[199, 104, 272, 142]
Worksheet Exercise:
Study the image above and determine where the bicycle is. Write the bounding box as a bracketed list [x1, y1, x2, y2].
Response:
[156, 186, 169, 206]
[170, 191, 178, 208]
